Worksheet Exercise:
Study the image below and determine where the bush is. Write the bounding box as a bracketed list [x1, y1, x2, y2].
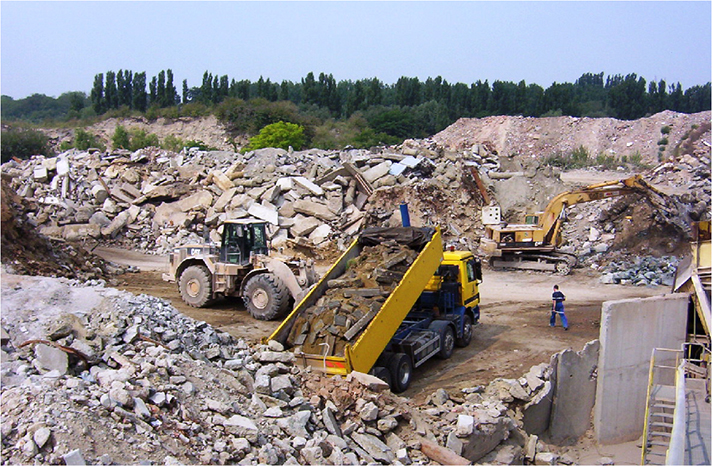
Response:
[112, 125, 130, 150]
[544, 146, 592, 169]
[1, 127, 51, 163]
[245, 121, 305, 151]
[162, 134, 185, 152]
[128, 128, 160, 151]
[660, 125, 671, 135]
[657, 137, 668, 146]
[74, 129, 105, 151]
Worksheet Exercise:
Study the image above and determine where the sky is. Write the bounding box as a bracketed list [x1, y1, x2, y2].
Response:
[1, 1, 711, 100]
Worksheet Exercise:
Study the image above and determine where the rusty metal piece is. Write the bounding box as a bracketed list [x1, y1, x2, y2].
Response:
[18, 339, 89, 365]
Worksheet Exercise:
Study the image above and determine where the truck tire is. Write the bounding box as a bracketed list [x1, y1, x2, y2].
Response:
[179, 265, 213, 308]
[371, 366, 392, 388]
[455, 314, 473, 348]
[243, 273, 290, 321]
[388, 353, 413, 393]
[430, 321, 455, 359]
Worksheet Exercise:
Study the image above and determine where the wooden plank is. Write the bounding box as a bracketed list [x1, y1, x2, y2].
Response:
[419, 438, 471, 466]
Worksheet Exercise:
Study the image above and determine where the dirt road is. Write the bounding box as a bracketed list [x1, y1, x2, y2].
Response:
[107, 247, 665, 402]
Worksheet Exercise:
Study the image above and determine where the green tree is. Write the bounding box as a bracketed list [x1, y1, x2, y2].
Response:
[245, 121, 306, 151]
[165, 69, 177, 107]
[105, 71, 118, 110]
[112, 125, 130, 149]
[73, 129, 105, 151]
[132, 72, 148, 112]
[90, 73, 105, 114]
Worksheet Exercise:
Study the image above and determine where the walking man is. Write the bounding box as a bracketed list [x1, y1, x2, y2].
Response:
[551, 285, 569, 330]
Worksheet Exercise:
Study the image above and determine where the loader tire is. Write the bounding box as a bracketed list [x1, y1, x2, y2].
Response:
[179, 265, 213, 308]
[244, 273, 290, 321]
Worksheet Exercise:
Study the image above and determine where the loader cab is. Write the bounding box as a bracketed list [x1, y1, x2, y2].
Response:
[220, 220, 269, 265]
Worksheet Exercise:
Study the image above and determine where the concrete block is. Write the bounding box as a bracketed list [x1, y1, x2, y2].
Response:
[248, 203, 279, 225]
[213, 187, 237, 212]
[293, 199, 337, 222]
[594, 294, 688, 444]
[549, 340, 600, 444]
[62, 223, 102, 241]
[309, 224, 332, 245]
[276, 177, 294, 192]
[34, 166, 49, 182]
[293, 176, 324, 196]
[178, 190, 214, 212]
[362, 162, 391, 184]
[290, 215, 321, 237]
[212, 171, 234, 192]
[460, 417, 511, 462]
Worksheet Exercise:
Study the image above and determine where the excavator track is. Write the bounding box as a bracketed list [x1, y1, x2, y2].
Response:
[490, 251, 578, 275]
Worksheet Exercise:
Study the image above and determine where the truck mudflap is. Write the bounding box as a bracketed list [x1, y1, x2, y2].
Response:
[267, 227, 443, 377]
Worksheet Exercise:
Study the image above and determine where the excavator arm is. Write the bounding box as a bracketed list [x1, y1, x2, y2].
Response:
[538, 175, 664, 247]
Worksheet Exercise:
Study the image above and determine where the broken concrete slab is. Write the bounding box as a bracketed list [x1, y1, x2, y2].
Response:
[549, 340, 600, 445]
[293, 199, 337, 222]
[293, 176, 324, 196]
[290, 215, 321, 238]
[247, 203, 279, 226]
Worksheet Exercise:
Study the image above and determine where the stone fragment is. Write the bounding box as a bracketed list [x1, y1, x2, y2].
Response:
[350, 432, 395, 463]
[34, 344, 68, 375]
[293, 176, 324, 196]
[293, 199, 337, 222]
[322, 406, 342, 437]
[456, 414, 475, 437]
[346, 371, 390, 392]
[33, 427, 52, 449]
[63, 449, 86, 465]
[248, 203, 279, 225]
[359, 401, 379, 421]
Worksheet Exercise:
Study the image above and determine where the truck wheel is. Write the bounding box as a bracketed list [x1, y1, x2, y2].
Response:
[430, 321, 455, 359]
[244, 274, 290, 321]
[388, 353, 412, 393]
[179, 265, 213, 308]
[455, 314, 473, 348]
[371, 366, 392, 388]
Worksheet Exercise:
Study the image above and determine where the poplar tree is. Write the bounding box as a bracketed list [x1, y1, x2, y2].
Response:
[90, 73, 105, 114]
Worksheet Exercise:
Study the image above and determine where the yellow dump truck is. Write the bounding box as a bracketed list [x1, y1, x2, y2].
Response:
[267, 226, 482, 392]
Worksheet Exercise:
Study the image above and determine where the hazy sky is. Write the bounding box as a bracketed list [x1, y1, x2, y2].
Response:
[2, 1, 710, 99]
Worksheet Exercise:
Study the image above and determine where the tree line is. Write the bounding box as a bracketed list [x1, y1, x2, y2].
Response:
[2, 70, 710, 143]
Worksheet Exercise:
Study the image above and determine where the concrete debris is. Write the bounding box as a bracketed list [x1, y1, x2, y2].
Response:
[2, 269, 598, 465]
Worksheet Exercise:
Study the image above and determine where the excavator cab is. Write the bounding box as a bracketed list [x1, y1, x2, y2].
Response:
[220, 220, 269, 265]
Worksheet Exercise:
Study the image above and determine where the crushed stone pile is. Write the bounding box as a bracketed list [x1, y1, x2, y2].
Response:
[598, 256, 680, 286]
[287, 241, 418, 356]
[1, 273, 593, 466]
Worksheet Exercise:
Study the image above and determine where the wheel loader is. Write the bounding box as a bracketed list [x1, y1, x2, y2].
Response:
[162, 219, 318, 320]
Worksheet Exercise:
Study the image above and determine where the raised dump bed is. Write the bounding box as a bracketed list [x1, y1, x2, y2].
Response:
[268, 226, 444, 380]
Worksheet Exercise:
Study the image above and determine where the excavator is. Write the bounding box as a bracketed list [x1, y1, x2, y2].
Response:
[481, 175, 667, 275]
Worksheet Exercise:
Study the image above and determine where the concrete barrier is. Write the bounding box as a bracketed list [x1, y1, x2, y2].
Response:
[594, 294, 689, 444]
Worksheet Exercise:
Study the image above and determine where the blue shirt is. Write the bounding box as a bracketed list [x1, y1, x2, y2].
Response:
[552, 291, 565, 303]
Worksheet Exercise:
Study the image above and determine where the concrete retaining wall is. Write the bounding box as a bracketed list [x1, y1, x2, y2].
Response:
[594, 294, 689, 444]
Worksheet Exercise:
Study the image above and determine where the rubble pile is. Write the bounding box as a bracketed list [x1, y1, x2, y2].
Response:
[598, 256, 679, 286]
[0, 178, 122, 280]
[0, 140, 490, 262]
[287, 241, 418, 356]
[1, 274, 582, 466]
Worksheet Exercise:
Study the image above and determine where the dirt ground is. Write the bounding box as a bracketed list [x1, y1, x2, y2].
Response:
[106, 248, 665, 404]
